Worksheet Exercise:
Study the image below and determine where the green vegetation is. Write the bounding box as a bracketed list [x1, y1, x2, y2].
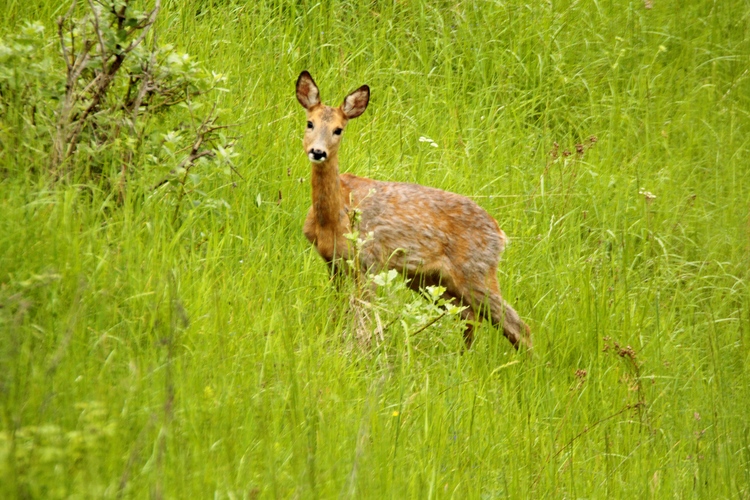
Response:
[1, 0, 749, 497]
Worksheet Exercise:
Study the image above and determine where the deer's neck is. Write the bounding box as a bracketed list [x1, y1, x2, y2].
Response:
[310, 156, 346, 231]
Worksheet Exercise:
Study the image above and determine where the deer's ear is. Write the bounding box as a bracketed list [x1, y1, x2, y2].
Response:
[342, 85, 370, 119]
[296, 71, 320, 110]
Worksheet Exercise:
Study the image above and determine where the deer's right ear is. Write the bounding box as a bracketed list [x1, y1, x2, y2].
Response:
[296, 71, 320, 110]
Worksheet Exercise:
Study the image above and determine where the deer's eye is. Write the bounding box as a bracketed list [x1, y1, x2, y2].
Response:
[307, 121, 313, 129]
[333, 128, 343, 136]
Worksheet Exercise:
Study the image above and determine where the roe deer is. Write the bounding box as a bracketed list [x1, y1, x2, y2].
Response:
[295, 71, 531, 350]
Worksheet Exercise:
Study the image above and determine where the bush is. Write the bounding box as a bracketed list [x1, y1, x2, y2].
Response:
[0, 1, 239, 214]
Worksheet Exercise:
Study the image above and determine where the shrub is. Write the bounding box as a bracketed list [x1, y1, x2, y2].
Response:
[0, 0, 239, 213]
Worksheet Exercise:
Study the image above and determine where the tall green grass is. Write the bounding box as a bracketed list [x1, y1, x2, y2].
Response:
[1, 0, 749, 497]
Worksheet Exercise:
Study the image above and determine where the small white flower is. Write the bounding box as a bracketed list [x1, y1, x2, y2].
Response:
[638, 188, 656, 201]
[419, 136, 438, 148]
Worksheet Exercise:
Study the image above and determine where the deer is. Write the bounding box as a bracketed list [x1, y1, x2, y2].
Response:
[295, 70, 531, 350]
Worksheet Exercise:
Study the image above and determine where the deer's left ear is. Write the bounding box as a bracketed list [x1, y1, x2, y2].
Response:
[342, 85, 370, 119]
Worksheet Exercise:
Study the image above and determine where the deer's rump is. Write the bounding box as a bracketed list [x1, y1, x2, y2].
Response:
[341, 173, 506, 277]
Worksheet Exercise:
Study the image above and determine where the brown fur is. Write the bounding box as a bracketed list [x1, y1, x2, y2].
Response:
[296, 71, 531, 350]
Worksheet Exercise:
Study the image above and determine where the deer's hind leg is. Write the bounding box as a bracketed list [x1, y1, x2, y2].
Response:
[485, 275, 531, 350]
[446, 268, 531, 351]
[439, 290, 477, 349]
[404, 269, 477, 349]
[434, 271, 488, 350]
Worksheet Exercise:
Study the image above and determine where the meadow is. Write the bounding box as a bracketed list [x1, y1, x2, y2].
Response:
[1, 0, 749, 497]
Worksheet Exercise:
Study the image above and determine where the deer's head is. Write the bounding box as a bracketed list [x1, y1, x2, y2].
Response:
[295, 71, 370, 164]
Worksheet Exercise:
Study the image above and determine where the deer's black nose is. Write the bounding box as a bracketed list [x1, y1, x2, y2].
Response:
[310, 149, 327, 161]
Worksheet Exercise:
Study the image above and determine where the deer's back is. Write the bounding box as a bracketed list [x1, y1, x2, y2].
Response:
[341, 173, 506, 277]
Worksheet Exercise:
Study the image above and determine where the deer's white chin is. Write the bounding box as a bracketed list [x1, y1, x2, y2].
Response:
[308, 154, 326, 164]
